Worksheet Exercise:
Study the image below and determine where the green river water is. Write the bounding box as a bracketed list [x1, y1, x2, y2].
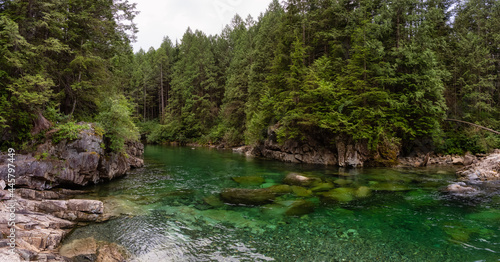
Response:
[64, 145, 499, 261]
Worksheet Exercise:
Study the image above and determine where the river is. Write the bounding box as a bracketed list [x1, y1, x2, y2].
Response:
[63, 145, 499, 261]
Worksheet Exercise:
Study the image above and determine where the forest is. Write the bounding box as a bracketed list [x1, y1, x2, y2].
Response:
[1, 0, 499, 158]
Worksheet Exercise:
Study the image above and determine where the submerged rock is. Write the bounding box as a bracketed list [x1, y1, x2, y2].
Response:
[322, 188, 356, 202]
[291, 186, 312, 197]
[59, 237, 129, 262]
[334, 178, 353, 186]
[311, 182, 335, 192]
[354, 186, 372, 198]
[267, 184, 292, 194]
[203, 195, 225, 208]
[282, 199, 315, 216]
[283, 173, 320, 187]
[232, 176, 265, 186]
[220, 188, 276, 205]
[445, 182, 478, 195]
[370, 183, 410, 191]
[262, 199, 315, 217]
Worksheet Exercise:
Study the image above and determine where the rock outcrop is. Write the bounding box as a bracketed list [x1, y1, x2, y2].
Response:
[457, 150, 500, 182]
[0, 189, 108, 261]
[0, 123, 144, 190]
[444, 150, 500, 198]
[250, 135, 373, 167]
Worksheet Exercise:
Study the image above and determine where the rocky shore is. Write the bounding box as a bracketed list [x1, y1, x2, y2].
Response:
[445, 149, 500, 196]
[0, 123, 143, 261]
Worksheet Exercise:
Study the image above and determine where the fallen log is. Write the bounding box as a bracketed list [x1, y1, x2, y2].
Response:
[445, 119, 500, 135]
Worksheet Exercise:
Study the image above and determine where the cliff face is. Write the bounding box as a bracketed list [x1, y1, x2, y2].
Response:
[0, 123, 144, 190]
[251, 136, 375, 168]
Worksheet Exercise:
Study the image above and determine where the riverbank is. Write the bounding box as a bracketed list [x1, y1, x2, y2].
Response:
[0, 123, 144, 261]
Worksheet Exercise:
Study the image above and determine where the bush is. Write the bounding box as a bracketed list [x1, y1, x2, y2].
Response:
[52, 121, 88, 144]
[435, 126, 500, 155]
[96, 95, 139, 152]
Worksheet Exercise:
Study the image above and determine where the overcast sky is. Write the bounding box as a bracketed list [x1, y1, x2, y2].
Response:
[131, 0, 272, 52]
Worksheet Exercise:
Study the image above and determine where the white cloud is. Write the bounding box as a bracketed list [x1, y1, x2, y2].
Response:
[131, 0, 271, 52]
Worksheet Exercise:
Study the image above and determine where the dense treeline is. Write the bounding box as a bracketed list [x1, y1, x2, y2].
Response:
[133, 0, 500, 154]
[0, 0, 139, 152]
[1, 0, 499, 156]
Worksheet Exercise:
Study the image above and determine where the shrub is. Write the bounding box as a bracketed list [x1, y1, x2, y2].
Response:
[52, 122, 88, 144]
[96, 95, 139, 152]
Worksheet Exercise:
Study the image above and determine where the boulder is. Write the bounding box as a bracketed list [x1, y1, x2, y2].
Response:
[445, 182, 478, 195]
[232, 176, 265, 186]
[355, 186, 372, 198]
[310, 182, 334, 192]
[266, 184, 292, 194]
[220, 188, 276, 205]
[283, 173, 320, 187]
[291, 186, 313, 197]
[322, 188, 356, 202]
[457, 152, 500, 181]
[452, 156, 464, 165]
[370, 183, 410, 191]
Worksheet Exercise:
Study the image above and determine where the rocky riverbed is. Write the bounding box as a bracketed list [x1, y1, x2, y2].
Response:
[0, 123, 143, 261]
[446, 149, 500, 197]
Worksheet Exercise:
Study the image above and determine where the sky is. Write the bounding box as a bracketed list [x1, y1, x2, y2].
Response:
[131, 0, 272, 52]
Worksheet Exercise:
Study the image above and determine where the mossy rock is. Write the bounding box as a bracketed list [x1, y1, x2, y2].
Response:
[354, 186, 371, 198]
[334, 179, 353, 186]
[220, 188, 275, 205]
[291, 186, 313, 197]
[370, 183, 410, 191]
[203, 195, 225, 208]
[232, 176, 265, 186]
[263, 199, 315, 217]
[267, 184, 292, 194]
[322, 188, 356, 202]
[311, 182, 335, 192]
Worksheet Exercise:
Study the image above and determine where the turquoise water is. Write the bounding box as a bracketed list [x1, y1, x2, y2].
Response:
[65, 145, 500, 261]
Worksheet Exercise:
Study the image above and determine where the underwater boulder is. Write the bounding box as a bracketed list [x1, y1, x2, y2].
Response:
[262, 199, 315, 217]
[322, 188, 356, 202]
[203, 195, 225, 208]
[334, 179, 353, 186]
[283, 173, 321, 187]
[370, 183, 410, 191]
[220, 188, 276, 205]
[354, 186, 371, 198]
[282, 199, 315, 216]
[267, 184, 293, 194]
[232, 176, 265, 186]
[291, 186, 313, 197]
[311, 182, 335, 192]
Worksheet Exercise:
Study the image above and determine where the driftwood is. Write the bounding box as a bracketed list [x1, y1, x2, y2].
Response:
[445, 119, 500, 135]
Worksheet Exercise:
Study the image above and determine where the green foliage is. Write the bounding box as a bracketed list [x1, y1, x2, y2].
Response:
[52, 122, 88, 144]
[436, 127, 500, 155]
[135, 120, 159, 137]
[96, 95, 139, 152]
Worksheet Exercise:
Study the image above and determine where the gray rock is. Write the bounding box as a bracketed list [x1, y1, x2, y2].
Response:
[0, 123, 144, 190]
[220, 188, 276, 205]
[457, 152, 500, 181]
[282, 173, 320, 187]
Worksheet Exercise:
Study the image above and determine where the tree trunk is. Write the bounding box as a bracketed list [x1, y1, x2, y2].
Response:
[445, 119, 500, 135]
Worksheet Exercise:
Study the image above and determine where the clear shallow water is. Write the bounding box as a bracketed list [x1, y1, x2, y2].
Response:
[65, 145, 500, 261]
